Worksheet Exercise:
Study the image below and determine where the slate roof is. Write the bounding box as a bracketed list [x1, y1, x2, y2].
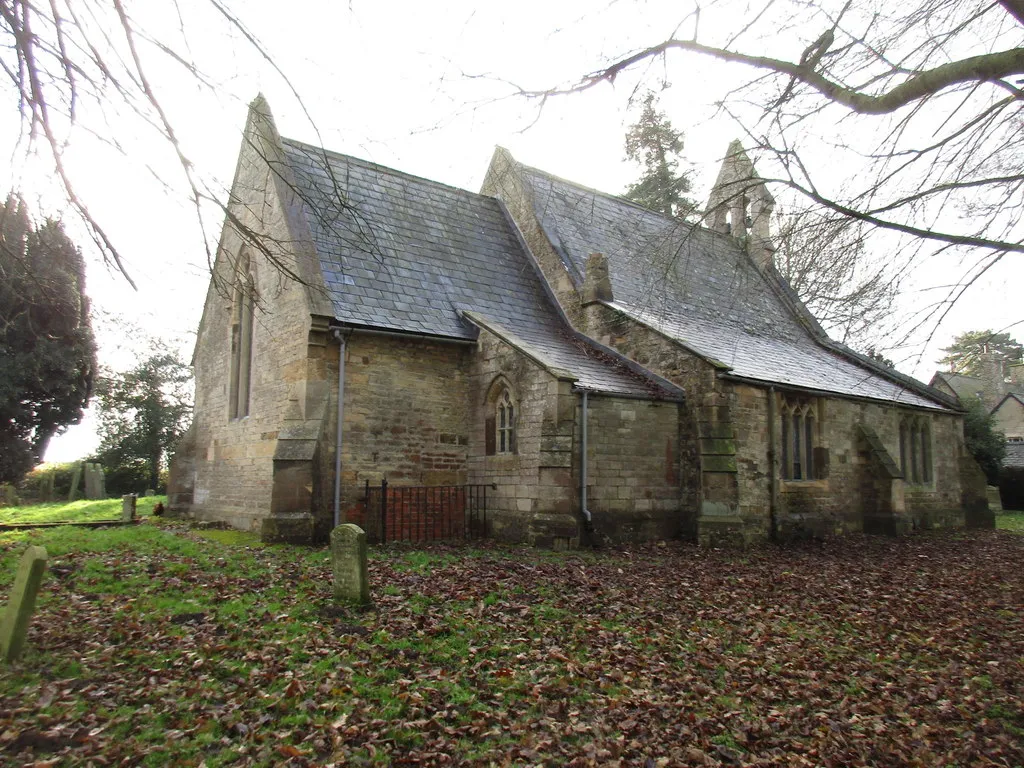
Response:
[281, 139, 676, 400]
[930, 372, 987, 403]
[1005, 441, 1024, 469]
[514, 162, 951, 411]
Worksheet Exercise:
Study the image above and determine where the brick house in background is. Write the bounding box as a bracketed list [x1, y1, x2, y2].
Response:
[169, 96, 992, 545]
[930, 356, 1024, 509]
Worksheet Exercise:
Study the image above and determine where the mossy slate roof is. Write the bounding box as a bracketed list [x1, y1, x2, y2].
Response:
[281, 139, 673, 400]
[516, 164, 951, 411]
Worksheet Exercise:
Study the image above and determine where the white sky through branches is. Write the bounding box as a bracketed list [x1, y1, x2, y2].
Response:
[2, 0, 1017, 462]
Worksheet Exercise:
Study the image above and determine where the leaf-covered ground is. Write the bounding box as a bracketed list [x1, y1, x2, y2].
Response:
[0, 522, 1021, 767]
[0, 496, 166, 526]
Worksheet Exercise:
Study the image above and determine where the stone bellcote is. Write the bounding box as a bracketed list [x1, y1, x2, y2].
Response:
[706, 140, 776, 269]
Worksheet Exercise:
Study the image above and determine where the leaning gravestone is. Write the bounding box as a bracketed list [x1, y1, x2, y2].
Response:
[67, 464, 82, 502]
[331, 524, 370, 606]
[121, 494, 137, 522]
[0, 546, 48, 662]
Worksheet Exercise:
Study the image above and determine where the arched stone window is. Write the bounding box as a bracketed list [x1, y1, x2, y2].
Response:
[229, 251, 256, 419]
[899, 414, 932, 484]
[780, 396, 818, 481]
[484, 377, 516, 456]
[497, 389, 515, 454]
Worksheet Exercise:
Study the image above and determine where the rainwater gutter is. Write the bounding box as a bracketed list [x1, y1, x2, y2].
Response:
[331, 328, 348, 529]
[767, 385, 778, 541]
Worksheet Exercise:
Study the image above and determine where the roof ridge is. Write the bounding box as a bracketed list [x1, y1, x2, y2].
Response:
[281, 136, 492, 205]
[512, 155, 737, 245]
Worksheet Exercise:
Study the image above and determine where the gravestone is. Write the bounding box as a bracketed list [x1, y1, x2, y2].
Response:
[83, 463, 107, 500]
[41, 472, 55, 502]
[0, 546, 48, 662]
[330, 524, 370, 606]
[0, 484, 18, 508]
[144, 489, 156, 497]
[84, 464, 96, 500]
[121, 494, 137, 522]
[67, 464, 81, 502]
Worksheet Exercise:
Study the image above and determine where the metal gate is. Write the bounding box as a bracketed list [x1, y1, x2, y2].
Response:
[363, 479, 490, 543]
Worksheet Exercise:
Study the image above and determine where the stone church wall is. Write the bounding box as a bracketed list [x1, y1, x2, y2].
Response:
[468, 327, 578, 547]
[334, 334, 471, 534]
[581, 396, 686, 542]
[732, 391, 966, 539]
[185, 153, 323, 533]
[467, 327, 687, 547]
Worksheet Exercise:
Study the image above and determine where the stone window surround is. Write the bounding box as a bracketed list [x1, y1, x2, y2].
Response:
[899, 413, 933, 485]
[779, 394, 821, 482]
[484, 375, 518, 457]
[497, 388, 516, 454]
[228, 250, 256, 421]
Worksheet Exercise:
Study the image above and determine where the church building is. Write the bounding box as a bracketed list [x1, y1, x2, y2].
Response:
[168, 97, 992, 546]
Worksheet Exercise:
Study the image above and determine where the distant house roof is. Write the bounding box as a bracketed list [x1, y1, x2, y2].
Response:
[281, 139, 679, 400]
[929, 372, 987, 403]
[1004, 441, 1024, 469]
[994, 392, 1024, 413]
[512, 161, 952, 411]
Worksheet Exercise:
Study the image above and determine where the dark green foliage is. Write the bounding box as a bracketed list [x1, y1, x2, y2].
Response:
[963, 397, 1006, 484]
[0, 196, 96, 484]
[17, 463, 79, 501]
[939, 330, 1023, 376]
[97, 457, 153, 497]
[623, 92, 695, 219]
[95, 353, 192, 494]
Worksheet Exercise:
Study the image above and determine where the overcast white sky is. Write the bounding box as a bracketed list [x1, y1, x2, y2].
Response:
[3, 0, 1018, 462]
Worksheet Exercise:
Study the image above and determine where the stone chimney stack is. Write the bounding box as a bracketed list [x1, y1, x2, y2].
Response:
[978, 346, 1007, 409]
[582, 252, 613, 305]
[1008, 362, 1024, 389]
[706, 140, 776, 269]
[581, 252, 613, 339]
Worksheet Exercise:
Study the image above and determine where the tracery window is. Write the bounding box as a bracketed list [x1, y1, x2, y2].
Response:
[485, 378, 517, 457]
[229, 251, 256, 419]
[780, 396, 818, 481]
[497, 389, 515, 454]
[899, 415, 932, 483]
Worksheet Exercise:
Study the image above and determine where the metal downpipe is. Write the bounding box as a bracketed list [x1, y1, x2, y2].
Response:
[767, 385, 778, 541]
[581, 390, 592, 525]
[332, 329, 347, 529]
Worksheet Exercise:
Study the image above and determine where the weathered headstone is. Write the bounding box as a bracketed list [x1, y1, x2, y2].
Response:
[41, 471, 55, 502]
[67, 464, 81, 502]
[144, 489, 156, 497]
[0, 546, 48, 662]
[330, 524, 370, 606]
[121, 494, 137, 522]
[0, 484, 18, 508]
[86, 463, 106, 500]
[84, 463, 97, 500]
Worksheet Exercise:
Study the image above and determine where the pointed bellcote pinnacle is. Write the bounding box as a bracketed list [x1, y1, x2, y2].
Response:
[706, 140, 776, 268]
[243, 93, 286, 167]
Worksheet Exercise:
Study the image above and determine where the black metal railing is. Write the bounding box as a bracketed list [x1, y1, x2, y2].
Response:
[363, 479, 490, 543]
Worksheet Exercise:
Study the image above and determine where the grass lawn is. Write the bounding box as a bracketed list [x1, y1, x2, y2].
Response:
[0, 523, 1021, 766]
[0, 496, 167, 526]
[997, 510, 1024, 533]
